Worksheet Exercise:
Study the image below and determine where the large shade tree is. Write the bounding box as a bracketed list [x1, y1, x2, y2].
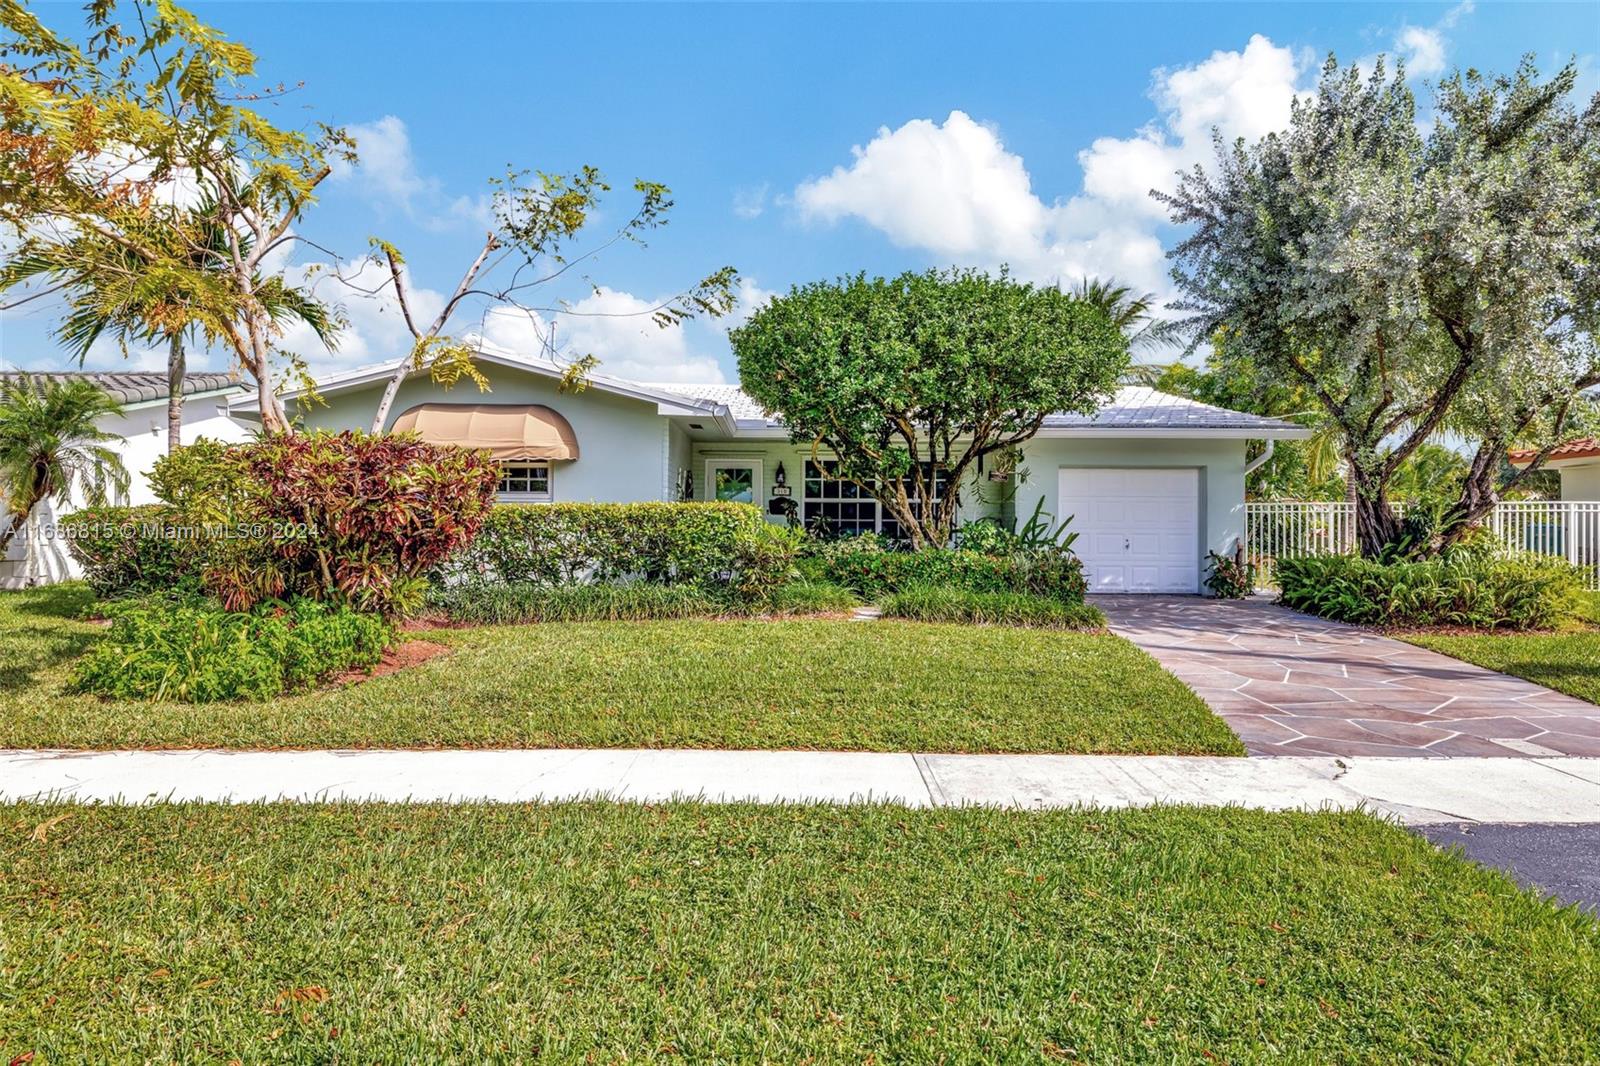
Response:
[1161, 56, 1599, 556]
[732, 269, 1128, 548]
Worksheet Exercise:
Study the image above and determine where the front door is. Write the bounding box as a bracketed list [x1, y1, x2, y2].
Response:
[706, 459, 764, 505]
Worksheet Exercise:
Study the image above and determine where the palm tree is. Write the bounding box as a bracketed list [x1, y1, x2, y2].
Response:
[1067, 278, 1183, 380]
[0, 181, 337, 451]
[0, 376, 129, 582]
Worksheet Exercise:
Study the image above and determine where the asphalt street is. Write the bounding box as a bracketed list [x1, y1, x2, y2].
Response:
[1416, 822, 1600, 914]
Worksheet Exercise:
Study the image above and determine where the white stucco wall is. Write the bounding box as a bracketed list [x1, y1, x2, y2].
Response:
[1013, 436, 1249, 569]
[1559, 464, 1600, 501]
[102, 399, 256, 505]
[290, 371, 673, 504]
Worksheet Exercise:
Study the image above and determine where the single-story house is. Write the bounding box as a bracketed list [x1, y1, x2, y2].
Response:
[238, 346, 1310, 595]
[1510, 439, 1600, 500]
[1, 371, 252, 588]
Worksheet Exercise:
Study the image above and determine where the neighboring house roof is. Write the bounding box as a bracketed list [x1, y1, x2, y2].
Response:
[1509, 438, 1600, 466]
[0, 371, 243, 406]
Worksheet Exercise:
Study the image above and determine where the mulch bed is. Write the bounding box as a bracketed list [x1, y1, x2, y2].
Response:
[334, 639, 452, 684]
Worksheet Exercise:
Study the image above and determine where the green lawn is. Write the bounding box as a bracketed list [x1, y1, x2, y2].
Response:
[0, 584, 1240, 754]
[1404, 591, 1600, 708]
[2, 803, 1595, 1062]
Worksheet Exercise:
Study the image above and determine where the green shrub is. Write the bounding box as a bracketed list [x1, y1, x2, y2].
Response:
[1275, 553, 1583, 630]
[761, 579, 860, 615]
[424, 582, 725, 625]
[426, 577, 861, 625]
[817, 546, 1088, 603]
[879, 584, 1105, 628]
[1204, 550, 1256, 600]
[61, 504, 199, 598]
[68, 433, 498, 616]
[441, 502, 798, 598]
[72, 597, 392, 702]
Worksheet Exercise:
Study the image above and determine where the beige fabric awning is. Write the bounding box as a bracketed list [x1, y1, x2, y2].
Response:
[392, 403, 579, 461]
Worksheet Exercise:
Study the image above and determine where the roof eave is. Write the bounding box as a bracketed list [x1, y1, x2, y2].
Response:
[1032, 425, 1314, 440]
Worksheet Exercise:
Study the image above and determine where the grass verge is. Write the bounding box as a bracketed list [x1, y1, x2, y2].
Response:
[1403, 591, 1600, 710]
[0, 584, 1238, 753]
[2, 803, 1595, 1061]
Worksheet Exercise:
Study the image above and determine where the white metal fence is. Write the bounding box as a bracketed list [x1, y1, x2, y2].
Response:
[1245, 500, 1600, 590]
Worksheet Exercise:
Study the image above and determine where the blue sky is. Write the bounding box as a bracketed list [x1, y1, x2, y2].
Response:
[3, 1, 1595, 384]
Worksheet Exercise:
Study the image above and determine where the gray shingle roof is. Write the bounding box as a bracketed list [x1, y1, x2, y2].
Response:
[649, 383, 1304, 434]
[0, 371, 244, 405]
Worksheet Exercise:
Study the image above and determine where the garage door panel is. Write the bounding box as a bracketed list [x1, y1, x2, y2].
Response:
[1126, 499, 1167, 524]
[1090, 499, 1127, 525]
[1059, 467, 1199, 594]
[1091, 532, 1126, 556]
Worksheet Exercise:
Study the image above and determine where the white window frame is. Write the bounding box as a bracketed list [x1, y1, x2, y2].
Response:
[801, 459, 950, 539]
[496, 461, 554, 503]
[704, 458, 764, 506]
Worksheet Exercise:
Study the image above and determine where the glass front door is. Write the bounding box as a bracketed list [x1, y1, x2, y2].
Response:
[707, 460, 763, 505]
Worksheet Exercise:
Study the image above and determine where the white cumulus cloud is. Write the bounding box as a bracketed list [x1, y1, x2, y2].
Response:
[790, 34, 1313, 305]
[796, 112, 1049, 263]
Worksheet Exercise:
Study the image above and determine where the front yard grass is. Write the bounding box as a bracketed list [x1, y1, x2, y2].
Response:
[0, 584, 1240, 753]
[3, 802, 1595, 1061]
[1402, 591, 1600, 708]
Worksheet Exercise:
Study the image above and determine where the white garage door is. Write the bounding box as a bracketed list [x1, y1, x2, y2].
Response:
[1058, 468, 1199, 593]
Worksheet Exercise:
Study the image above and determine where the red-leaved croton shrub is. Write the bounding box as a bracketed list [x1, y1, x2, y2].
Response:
[229, 432, 499, 615]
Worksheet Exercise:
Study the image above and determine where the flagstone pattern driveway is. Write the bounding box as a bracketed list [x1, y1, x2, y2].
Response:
[1094, 596, 1600, 758]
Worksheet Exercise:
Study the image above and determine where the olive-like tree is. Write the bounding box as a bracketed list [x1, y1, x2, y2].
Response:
[732, 269, 1128, 548]
[1161, 56, 1599, 556]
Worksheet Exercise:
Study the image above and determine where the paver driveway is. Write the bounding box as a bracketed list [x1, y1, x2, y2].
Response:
[1094, 596, 1600, 758]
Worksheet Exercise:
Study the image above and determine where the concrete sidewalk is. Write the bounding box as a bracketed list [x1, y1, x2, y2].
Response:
[6, 749, 1600, 824]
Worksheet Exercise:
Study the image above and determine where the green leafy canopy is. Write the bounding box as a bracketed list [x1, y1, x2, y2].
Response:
[732, 268, 1128, 547]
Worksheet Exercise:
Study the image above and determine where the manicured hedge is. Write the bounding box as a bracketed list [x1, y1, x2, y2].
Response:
[879, 584, 1105, 628]
[806, 541, 1088, 603]
[72, 596, 392, 702]
[424, 578, 860, 625]
[1275, 553, 1583, 630]
[437, 502, 798, 597]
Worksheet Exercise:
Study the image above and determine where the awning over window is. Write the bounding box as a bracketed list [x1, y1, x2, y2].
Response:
[391, 403, 579, 461]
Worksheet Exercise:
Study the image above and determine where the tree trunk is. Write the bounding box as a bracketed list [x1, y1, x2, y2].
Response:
[166, 333, 185, 454]
[0, 509, 21, 555]
[1350, 461, 1403, 558]
[254, 357, 289, 434]
[370, 364, 408, 435]
[1432, 442, 1506, 553]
